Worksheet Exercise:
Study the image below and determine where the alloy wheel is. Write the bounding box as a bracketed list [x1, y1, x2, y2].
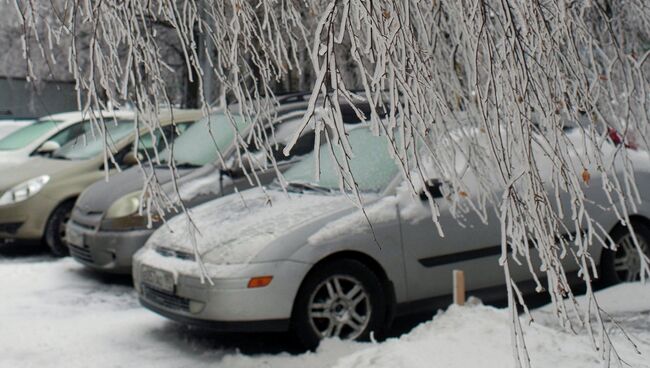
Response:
[58, 210, 71, 242]
[307, 275, 371, 340]
[614, 233, 650, 282]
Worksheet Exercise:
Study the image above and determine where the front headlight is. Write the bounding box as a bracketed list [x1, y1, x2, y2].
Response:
[0, 175, 50, 206]
[105, 192, 141, 219]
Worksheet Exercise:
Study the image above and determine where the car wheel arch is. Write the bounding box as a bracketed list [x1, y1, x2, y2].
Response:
[43, 196, 78, 256]
[606, 215, 650, 243]
[291, 250, 397, 334]
[598, 214, 650, 286]
[41, 196, 78, 232]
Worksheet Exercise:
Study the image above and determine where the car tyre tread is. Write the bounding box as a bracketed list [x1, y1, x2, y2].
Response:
[44, 201, 74, 257]
[600, 220, 650, 287]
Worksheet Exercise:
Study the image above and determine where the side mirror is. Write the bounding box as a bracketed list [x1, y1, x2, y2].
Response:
[419, 179, 444, 201]
[226, 154, 257, 178]
[123, 151, 143, 166]
[36, 141, 61, 155]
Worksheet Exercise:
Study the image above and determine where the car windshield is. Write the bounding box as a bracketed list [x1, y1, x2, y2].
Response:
[159, 113, 249, 167]
[0, 119, 63, 150]
[283, 128, 399, 192]
[54, 120, 134, 160]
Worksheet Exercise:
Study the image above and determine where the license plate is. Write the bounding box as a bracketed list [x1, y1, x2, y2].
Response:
[141, 266, 175, 293]
[66, 226, 84, 247]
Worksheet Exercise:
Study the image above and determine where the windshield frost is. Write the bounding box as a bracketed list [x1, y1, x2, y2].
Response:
[160, 113, 249, 166]
[283, 128, 398, 192]
[0, 120, 62, 150]
[54, 120, 134, 160]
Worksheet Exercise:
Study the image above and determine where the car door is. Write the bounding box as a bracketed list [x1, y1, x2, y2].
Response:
[398, 187, 504, 302]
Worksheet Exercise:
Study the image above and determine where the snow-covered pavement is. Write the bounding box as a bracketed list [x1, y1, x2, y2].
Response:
[1, 251, 649, 368]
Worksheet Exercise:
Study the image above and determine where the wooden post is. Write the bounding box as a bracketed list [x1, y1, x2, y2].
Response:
[453, 269, 465, 306]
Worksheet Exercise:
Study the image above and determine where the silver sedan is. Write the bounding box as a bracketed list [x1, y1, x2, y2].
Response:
[133, 125, 650, 348]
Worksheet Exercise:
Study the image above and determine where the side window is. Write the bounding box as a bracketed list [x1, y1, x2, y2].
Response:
[272, 130, 317, 163]
[136, 128, 167, 158]
[137, 123, 193, 158]
[47, 121, 86, 146]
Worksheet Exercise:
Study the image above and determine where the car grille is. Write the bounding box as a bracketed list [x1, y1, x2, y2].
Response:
[155, 246, 196, 261]
[142, 285, 190, 312]
[69, 220, 96, 231]
[69, 244, 94, 264]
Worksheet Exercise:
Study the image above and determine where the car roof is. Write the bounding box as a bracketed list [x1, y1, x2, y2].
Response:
[41, 110, 136, 124]
[147, 109, 204, 127]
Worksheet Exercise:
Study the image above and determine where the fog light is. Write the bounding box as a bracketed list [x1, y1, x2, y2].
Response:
[189, 300, 205, 314]
[247, 276, 273, 288]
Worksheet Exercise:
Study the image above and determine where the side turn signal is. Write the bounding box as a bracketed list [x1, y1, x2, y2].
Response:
[247, 276, 273, 288]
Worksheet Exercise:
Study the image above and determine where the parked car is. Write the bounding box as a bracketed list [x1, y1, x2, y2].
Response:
[67, 98, 381, 274]
[0, 111, 131, 170]
[133, 124, 650, 348]
[0, 109, 202, 255]
[0, 118, 35, 140]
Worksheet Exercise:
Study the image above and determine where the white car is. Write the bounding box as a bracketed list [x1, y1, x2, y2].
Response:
[0, 119, 35, 140]
[0, 111, 134, 170]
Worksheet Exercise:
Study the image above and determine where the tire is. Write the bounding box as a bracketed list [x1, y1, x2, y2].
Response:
[291, 259, 387, 350]
[600, 221, 650, 286]
[44, 201, 75, 257]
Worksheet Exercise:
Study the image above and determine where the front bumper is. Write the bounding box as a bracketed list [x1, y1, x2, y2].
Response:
[133, 248, 312, 329]
[140, 297, 289, 332]
[67, 220, 153, 274]
[0, 194, 58, 241]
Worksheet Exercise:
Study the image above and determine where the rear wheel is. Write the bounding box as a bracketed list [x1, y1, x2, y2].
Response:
[44, 201, 75, 257]
[601, 222, 650, 285]
[291, 259, 386, 349]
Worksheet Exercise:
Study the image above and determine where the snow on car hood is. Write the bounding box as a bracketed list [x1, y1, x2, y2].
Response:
[145, 187, 352, 265]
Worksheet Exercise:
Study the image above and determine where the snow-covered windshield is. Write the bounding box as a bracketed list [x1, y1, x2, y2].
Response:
[54, 120, 134, 160]
[0, 119, 63, 150]
[159, 113, 249, 167]
[283, 128, 399, 192]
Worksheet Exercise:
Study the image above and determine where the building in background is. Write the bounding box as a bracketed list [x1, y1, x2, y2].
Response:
[0, 76, 77, 119]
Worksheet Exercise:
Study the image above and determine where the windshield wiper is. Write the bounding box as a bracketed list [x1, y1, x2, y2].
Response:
[286, 181, 333, 194]
[175, 162, 201, 169]
[153, 162, 201, 169]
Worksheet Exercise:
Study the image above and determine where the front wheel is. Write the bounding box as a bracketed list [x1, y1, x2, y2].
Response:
[44, 201, 75, 257]
[291, 259, 387, 349]
[601, 222, 650, 285]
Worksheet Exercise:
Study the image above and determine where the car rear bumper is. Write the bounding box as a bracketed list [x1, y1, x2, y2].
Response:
[67, 221, 153, 274]
[133, 249, 311, 326]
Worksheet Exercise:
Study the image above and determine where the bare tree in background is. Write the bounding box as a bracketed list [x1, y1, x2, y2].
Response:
[12, 0, 650, 366]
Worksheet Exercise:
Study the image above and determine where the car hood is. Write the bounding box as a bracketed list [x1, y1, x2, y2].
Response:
[145, 187, 354, 265]
[75, 164, 208, 213]
[0, 156, 88, 191]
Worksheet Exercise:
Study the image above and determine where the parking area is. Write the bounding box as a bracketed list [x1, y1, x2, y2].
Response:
[2, 244, 650, 368]
[0, 248, 350, 368]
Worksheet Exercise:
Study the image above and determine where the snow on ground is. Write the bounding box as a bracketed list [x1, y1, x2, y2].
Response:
[1, 254, 649, 368]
